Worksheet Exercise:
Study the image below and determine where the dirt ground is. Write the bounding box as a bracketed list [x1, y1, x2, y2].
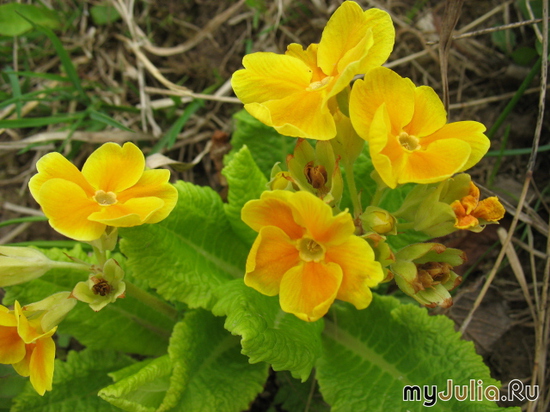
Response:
[0, 0, 549, 410]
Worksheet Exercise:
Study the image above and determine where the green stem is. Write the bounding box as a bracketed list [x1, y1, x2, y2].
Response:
[124, 281, 179, 321]
[52, 261, 92, 272]
[343, 160, 361, 218]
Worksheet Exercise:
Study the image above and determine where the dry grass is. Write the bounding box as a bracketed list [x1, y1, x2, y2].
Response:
[1, 0, 549, 410]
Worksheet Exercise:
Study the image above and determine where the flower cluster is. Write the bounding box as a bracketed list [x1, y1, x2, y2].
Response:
[1, 142, 177, 394]
[233, 1, 505, 316]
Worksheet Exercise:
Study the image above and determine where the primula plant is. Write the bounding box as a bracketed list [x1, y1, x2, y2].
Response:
[1, 2, 516, 411]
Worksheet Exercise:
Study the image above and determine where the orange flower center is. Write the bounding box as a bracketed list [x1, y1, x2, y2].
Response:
[93, 190, 117, 206]
[307, 76, 333, 91]
[398, 132, 420, 151]
[297, 237, 325, 262]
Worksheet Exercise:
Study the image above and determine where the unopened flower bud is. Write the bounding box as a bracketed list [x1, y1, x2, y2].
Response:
[361, 206, 396, 235]
[22, 291, 77, 332]
[0, 246, 90, 287]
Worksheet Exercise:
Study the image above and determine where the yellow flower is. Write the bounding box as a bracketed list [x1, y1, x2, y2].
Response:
[0, 301, 56, 395]
[451, 182, 505, 231]
[231, 1, 394, 140]
[242, 190, 384, 322]
[349, 67, 490, 188]
[29, 142, 178, 241]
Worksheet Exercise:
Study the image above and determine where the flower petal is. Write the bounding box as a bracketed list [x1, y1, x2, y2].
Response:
[29, 336, 55, 395]
[398, 138, 471, 184]
[38, 178, 105, 241]
[0, 325, 25, 364]
[81, 142, 145, 193]
[350, 67, 415, 141]
[422, 121, 489, 172]
[232, 52, 312, 104]
[87, 197, 165, 227]
[406, 86, 447, 137]
[368, 103, 400, 188]
[286, 43, 324, 82]
[475, 197, 506, 221]
[288, 191, 355, 245]
[244, 90, 336, 140]
[29, 152, 94, 201]
[117, 170, 178, 224]
[242, 191, 305, 239]
[318, 1, 371, 76]
[357, 8, 395, 72]
[279, 261, 342, 322]
[244, 226, 300, 296]
[326, 236, 384, 308]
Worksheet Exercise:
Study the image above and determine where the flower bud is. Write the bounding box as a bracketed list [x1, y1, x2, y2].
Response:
[22, 291, 77, 332]
[391, 243, 465, 308]
[0, 246, 92, 288]
[0, 247, 57, 287]
[268, 163, 297, 191]
[361, 206, 396, 235]
[71, 259, 126, 311]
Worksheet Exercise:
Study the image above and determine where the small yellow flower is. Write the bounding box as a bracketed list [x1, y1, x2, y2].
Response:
[242, 190, 384, 322]
[349, 67, 490, 188]
[231, 1, 394, 140]
[0, 301, 57, 395]
[29, 142, 178, 241]
[451, 182, 505, 231]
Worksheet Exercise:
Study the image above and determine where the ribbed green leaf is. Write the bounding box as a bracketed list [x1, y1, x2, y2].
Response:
[222, 145, 267, 246]
[2, 245, 174, 356]
[166, 309, 268, 411]
[99, 356, 172, 412]
[120, 181, 249, 310]
[317, 295, 520, 412]
[100, 310, 268, 412]
[229, 110, 296, 177]
[212, 279, 324, 381]
[11, 349, 133, 412]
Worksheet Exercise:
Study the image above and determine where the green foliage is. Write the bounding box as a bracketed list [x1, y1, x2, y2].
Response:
[213, 279, 324, 381]
[317, 295, 519, 411]
[3, 245, 173, 356]
[222, 145, 268, 246]
[100, 310, 268, 412]
[0, 3, 61, 36]
[11, 349, 133, 412]
[120, 181, 249, 310]
[229, 110, 296, 177]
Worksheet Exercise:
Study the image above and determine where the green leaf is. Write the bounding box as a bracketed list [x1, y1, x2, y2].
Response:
[229, 110, 296, 178]
[222, 145, 268, 245]
[0, 112, 85, 128]
[99, 356, 172, 412]
[0, 3, 61, 36]
[89, 109, 134, 132]
[11, 349, 133, 412]
[90, 4, 121, 25]
[212, 279, 324, 381]
[120, 181, 249, 310]
[3, 245, 174, 356]
[317, 295, 520, 411]
[274, 371, 330, 412]
[100, 310, 268, 412]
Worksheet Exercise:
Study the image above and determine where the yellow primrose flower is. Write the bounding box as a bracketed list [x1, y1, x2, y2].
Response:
[451, 182, 505, 231]
[242, 190, 384, 322]
[349, 67, 490, 188]
[0, 301, 56, 395]
[29, 142, 178, 241]
[231, 1, 394, 140]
